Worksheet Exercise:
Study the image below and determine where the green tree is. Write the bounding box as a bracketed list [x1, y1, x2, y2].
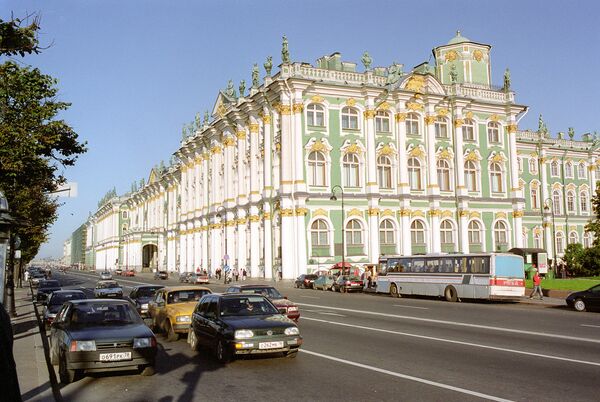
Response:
[563, 243, 586, 277]
[584, 185, 600, 245]
[0, 15, 40, 56]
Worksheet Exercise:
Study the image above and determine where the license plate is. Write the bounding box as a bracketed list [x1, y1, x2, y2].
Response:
[99, 352, 132, 362]
[258, 341, 284, 350]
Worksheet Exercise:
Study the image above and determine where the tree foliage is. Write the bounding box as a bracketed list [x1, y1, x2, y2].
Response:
[1, 15, 86, 263]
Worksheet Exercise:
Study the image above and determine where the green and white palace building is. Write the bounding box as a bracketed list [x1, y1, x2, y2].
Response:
[68, 32, 600, 279]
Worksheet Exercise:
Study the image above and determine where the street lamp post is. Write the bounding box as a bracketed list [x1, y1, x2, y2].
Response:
[544, 198, 557, 274]
[0, 190, 14, 311]
[216, 206, 227, 283]
[330, 185, 345, 274]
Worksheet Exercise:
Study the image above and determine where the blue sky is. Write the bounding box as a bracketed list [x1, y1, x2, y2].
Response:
[3, 0, 599, 258]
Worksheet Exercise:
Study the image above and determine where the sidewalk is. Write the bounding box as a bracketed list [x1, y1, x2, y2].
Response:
[11, 286, 55, 402]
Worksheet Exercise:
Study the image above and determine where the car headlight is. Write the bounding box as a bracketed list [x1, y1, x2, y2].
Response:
[176, 315, 191, 323]
[70, 340, 96, 352]
[141, 303, 149, 310]
[287, 306, 298, 312]
[284, 327, 300, 336]
[133, 337, 155, 348]
[234, 329, 254, 339]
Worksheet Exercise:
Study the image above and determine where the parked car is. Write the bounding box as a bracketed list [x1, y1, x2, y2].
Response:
[128, 285, 165, 317]
[313, 275, 336, 291]
[124, 269, 136, 277]
[566, 284, 600, 312]
[333, 275, 364, 293]
[188, 272, 210, 284]
[37, 280, 62, 302]
[294, 274, 318, 289]
[30, 271, 47, 287]
[225, 285, 299, 322]
[188, 293, 302, 363]
[114, 268, 123, 276]
[43, 290, 87, 329]
[93, 280, 123, 298]
[154, 270, 168, 280]
[148, 286, 212, 341]
[99, 270, 112, 280]
[49, 299, 157, 383]
[179, 272, 192, 283]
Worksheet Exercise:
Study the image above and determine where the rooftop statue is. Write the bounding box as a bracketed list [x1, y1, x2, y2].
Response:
[281, 35, 290, 63]
[182, 125, 188, 140]
[252, 63, 260, 88]
[449, 64, 458, 83]
[204, 110, 209, 125]
[386, 62, 403, 86]
[264, 56, 273, 76]
[568, 127, 575, 140]
[195, 112, 202, 130]
[239, 79, 246, 97]
[225, 79, 237, 98]
[538, 114, 548, 136]
[503, 68, 511, 92]
[361, 51, 372, 71]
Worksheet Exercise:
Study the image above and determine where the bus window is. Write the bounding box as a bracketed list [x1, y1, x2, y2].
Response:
[441, 258, 454, 273]
[427, 258, 440, 273]
[413, 259, 425, 273]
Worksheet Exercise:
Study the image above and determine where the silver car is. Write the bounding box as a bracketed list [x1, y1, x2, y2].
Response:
[99, 270, 112, 280]
[94, 280, 123, 298]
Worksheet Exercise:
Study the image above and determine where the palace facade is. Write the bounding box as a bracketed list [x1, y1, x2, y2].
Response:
[68, 33, 600, 279]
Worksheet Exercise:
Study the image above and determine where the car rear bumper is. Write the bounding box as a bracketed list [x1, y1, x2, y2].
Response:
[66, 348, 156, 371]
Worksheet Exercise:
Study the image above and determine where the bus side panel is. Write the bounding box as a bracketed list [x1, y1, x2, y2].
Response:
[375, 277, 391, 294]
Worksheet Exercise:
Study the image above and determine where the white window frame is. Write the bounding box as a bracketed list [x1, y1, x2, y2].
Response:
[307, 151, 327, 187]
[306, 103, 326, 127]
[408, 157, 423, 191]
[410, 219, 426, 245]
[346, 219, 363, 245]
[310, 219, 330, 246]
[464, 160, 479, 192]
[379, 219, 395, 245]
[490, 162, 504, 193]
[406, 113, 420, 136]
[343, 153, 361, 187]
[463, 119, 475, 141]
[580, 191, 589, 213]
[377, 155, 393, 189]
[440, 220, 454, 245]
[437, 159, 452, 192]
[341, 107, 359, 130]
[375, 110, 391, 133]
[487, 122, 500, 144]
[578, 163, 587, 179]
[434, 117, 449, 139]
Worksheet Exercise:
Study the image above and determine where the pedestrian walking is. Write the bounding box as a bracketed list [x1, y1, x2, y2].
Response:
[242, 268, 247, 281]
[529, 268, 543, 300]
[233, 267, 239, 282]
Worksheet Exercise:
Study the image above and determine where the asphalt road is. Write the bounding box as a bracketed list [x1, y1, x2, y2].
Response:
[43, 270, 600, 402]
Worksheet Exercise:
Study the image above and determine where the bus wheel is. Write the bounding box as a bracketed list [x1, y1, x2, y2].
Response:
[390, 284, 399, 298]
[444, 286, 458, 302]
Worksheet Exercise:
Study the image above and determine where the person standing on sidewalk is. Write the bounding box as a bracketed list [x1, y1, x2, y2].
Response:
[0, 303, 22, 402]
[529, 269, 543, 300]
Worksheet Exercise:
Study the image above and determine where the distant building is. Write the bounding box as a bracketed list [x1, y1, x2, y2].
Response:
[66, 32, 599, 278]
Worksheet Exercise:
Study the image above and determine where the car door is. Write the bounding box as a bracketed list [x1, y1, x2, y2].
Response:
[148, 290, 163, 321]
[204, 299, 221, 348]
[587, 285, 600, 309]
[50, 303, 72, 360]
[192, 297, 211, 346]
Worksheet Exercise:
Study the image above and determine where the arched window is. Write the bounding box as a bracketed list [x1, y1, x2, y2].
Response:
[565, 162, 573, 178]
[379, 219, 395, 245]
[464, 160, 478, 191]
[556, 232, 564, 254]
[310, 219, 329, 246]
[440, 220, 454, 245]
[408, 157, 423, 190]
[343, 153, 360, 187]
[410, 220, 425, 244]
[307, 151, 326, 186]
[463, 119, 475, 141]
[487, 122, 500, 143]
[580, 191, 589, 213]
[434, 117, 448, 139]
[494, 221, 508, 246]
[567, 191, 575, 213]
[583, 232, 592, 248]
[551, 161, 559, 176]
[377, 155, 393, 189]
[531, 186, 539, 209]
[406, 113, 420, 135]
[346, 219, 363, 245]
[533, 231, 542, 249]
[529, 158, 538, 174]
[341, 107, 359, 130]
[552, 190, 561, 214]
[569, 231, 579, 245]
[375, 111, 390, 133]
[306, 103, 325, 127]
[578, 163, 586, 178]
[468, 221, 482, 244]
[490, 162, 503, 193]
[437, 159, 452, 191]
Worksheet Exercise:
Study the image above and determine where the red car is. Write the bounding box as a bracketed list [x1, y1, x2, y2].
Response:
[224, 285, 300, 322]
[124, 269, 136, 277]
[333, 275, 364, 293]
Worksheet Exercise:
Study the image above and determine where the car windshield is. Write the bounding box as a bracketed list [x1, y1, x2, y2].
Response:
[167, 289, 210, 304]
[70, 303, 140, 326]
[220, 296, 279, 317]
[97, 281, 119, 289]
[49, 292, 85, 306]
[40, 280, 60, 288]
[238, 287, 283, 299]
[137, 287, 162, 298]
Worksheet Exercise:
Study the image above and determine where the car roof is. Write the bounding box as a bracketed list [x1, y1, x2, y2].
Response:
[50, 289, 85, 295]
[162, 285, 211, 292]
[69, 299, 129, 305]
[215, 293, 268, 300]
[96, 280, 120, 285]
[230, 284, 274, 289]
[133, 284, 165, 290]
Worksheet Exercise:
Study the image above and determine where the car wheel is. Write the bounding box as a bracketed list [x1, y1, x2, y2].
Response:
[285, 350, 298, 358]
[574, 298, 587, 312]
[390, 284, 399, 298]
[188, 330, 200, 352]
[444, 286, 458, 302]
[216, 339, 231, 363]
[139, 365, 155, 376]
[59, 351, 79, 384]
[166, 322, 179, 342]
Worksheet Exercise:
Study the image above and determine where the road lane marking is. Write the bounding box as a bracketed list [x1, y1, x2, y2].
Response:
[298, 295, 320, 299]
[393, 304, 429, 310]
[581, 324, 600, 329]
[318, 312, 346, 317]
[302, 317, 600, 367]
[296, 302, 600, 344]
[300, 349, 513, 402]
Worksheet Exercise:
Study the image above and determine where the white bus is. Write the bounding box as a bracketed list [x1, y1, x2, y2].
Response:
[376, 253, 525, 301]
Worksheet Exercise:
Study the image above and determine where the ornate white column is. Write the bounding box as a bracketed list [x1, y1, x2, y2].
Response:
[507, 120, 524, 248]
[367, 208, 380, 262]
[425, 109, 439, 196]
[186, 222, 194, 272]
[364, 100, 378, 194]
[194, 219, 201, 270]
[459, 210, 469, 253]
[210, 218, 222, 274]
[237, 210, 247, 272]
[179, 223, 187, 272]
[400, 209, 411, 255]
[249, 210, 260, 277]
[236, 125, 247, 203]
[430, 209, 441, 253]
[201, 220, 209, 273]
[249, 118, 260, 277]
[293, 96, 307, 193]
[263, 207, 273, 279]
[278, 100, 295, 279]
[453, 107, 466, 194]
[395, 111, 409, 195]
[262, 111, 273, 278]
